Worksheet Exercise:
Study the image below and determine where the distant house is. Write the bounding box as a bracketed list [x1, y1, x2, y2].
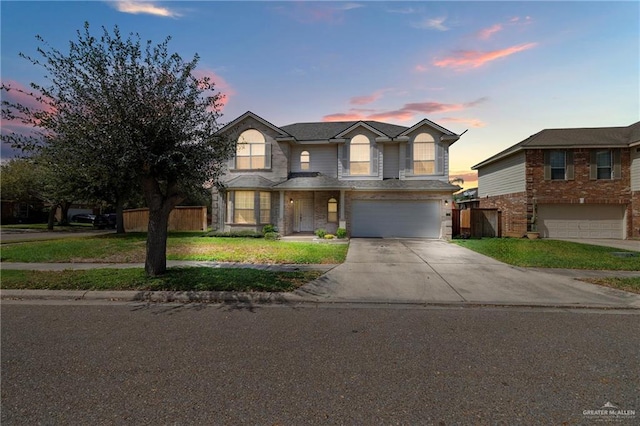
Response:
[472, 121, 640, 239]
[212, 111, 463, 238]
[454, 187, 479, 210]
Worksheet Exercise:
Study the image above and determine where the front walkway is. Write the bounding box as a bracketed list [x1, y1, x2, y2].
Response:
[548, 238, 640, 252]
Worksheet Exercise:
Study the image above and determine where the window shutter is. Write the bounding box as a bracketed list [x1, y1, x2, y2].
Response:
[566, 150, 574, 180]
[228, 155, 236, 170]
[437, 142, 445, 174]
[342, 143, 350, 176]
[613, 149, 621, 179]
[543, 151, 551, 180]
[371, 144, 379, 176]
[589, 151, 597, 180]
[264, 143, 272, 169]
[405, 142, 413, 175]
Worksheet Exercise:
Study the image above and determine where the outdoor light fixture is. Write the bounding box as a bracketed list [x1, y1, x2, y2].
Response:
[444, 200, 449, 206]
[290, 198, 294, 204]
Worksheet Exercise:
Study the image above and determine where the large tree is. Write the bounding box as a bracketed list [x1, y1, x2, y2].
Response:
[1, 23, 234, 275]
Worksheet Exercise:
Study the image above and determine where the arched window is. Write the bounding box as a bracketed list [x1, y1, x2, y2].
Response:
[413, 133, 435, 175]
[328, 198, 338, 223]
[236, 129, 266, 169]
[350, 134, 370, 175]
[300, 151, 310, 170]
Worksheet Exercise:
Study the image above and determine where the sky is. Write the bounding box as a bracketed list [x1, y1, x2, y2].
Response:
[1, 1, 639, 189]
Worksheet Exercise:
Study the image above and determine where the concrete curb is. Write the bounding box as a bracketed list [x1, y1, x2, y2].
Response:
[2, 289, 639, 311]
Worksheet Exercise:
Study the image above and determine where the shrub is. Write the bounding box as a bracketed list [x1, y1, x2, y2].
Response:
[208, 230, 263, 238]
[262, 224, 276, 234]
[264, 231, 281, 241]
[336, 228, 347, 239]
[314, 228, 327, 238]
[324, 234, 335, 239]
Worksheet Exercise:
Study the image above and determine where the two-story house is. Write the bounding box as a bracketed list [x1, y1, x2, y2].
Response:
[212, 111, 462, 238]
[472, 121, 640, 240]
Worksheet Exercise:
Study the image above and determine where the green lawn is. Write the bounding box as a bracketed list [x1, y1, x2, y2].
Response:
[1, 268, 321, 292]
[0, 232, 348, 264]
[453, 238, 640, 271]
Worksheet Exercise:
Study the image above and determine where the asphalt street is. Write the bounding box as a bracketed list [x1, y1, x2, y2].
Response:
[2, 302, 639, 425]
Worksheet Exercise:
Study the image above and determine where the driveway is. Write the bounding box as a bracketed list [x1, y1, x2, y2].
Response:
[296, 239, 640, 308]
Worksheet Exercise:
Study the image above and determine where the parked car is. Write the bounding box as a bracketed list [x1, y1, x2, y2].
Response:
[70, 213, 96, 224]
[93, 213, 117, 229]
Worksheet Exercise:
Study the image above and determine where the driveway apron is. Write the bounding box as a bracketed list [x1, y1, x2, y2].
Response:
[297, 239, 640, 308]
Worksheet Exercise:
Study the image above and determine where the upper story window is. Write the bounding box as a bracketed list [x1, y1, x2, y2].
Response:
[235, 129, 268, 170]
[595, 150, 612, 179]
[300, 151, 310, 170]
[350, 134, 370, 175]
[413, 133, 435, 175]
[549, 151, 566, 180]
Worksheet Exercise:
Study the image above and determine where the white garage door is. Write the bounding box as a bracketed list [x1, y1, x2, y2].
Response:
[538, 204, 625, 239]
[351, 200, 441, 238]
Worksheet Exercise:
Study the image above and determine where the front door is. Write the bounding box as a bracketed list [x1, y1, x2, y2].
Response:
[294, 199, 314, 232]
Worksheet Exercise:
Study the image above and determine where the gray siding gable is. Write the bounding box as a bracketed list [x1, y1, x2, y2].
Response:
[477, 152, 526, 197]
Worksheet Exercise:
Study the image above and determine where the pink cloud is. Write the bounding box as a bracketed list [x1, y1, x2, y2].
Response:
[433, 42, 538, 70]
[477, 24, 502, 40]
[192, 69, 234, 111]
[323, 97, 486, 123]
[274, 2, 362, 25]
[414, 64, 428, 73]
[350, 89, 389, 106]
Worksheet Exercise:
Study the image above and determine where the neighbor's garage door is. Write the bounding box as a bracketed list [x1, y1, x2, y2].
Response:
[351, 200, 440, 238]
[538, 204, 625, 239]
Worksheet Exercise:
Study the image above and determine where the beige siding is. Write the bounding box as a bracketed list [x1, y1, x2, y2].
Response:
[383, 143, 400, 178]
[478, 152, 526, 197]
[291, 145, 338, 176]
[631, 146, 640, 191]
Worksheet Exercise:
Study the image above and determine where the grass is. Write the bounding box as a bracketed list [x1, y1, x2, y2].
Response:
[581, 277, 640, 294]
[0, 268, 322, 292]
[453, 238, 640, 271]
[0, 232, 348, 264]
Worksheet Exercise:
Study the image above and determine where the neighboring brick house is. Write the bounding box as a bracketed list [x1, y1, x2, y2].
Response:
[472, 121, 640, 239]
[212, 111, 462, 238]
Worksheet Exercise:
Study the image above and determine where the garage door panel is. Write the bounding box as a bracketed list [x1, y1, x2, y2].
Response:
[538, 204, 624, 239]
[351, 200, 440, 238]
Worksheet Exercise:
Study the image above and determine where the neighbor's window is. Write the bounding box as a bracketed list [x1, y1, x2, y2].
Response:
[350, 134, 370, 175]
[596, 150, 612, 179]
[328, 198, 338, 223]
[549, 151, 566, 180]
[236, 129, 266, 169]
[226, 191, 271, 224]
[413, 133, 435, 175]
[300, 151, 310, 170]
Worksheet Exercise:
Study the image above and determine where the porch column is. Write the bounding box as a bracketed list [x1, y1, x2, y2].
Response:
[278, 190, 285, 233]
[339, 189, 346, 230]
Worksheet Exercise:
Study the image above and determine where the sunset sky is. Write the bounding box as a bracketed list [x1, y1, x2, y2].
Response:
[2, 1, 638, 188]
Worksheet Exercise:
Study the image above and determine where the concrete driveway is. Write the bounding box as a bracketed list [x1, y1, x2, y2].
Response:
[296, 239, 640, 308]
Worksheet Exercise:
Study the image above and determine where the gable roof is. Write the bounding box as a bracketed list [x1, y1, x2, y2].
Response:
[473, 121, 640, 169]
[218, 111, 291, 138]
[280, 120, 409, 141]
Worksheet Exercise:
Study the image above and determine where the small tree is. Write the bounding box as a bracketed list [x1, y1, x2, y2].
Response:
[1, 23, 235, 275]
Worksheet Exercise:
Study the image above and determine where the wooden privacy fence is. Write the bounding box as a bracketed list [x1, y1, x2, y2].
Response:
[453, 208, 501, 238]
[123, 206, 207, 232]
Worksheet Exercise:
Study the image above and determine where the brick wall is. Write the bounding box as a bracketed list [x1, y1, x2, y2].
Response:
[478, 192, 527, 237]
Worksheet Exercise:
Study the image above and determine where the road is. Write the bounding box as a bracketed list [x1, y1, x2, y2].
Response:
[2, 302, 639, 425]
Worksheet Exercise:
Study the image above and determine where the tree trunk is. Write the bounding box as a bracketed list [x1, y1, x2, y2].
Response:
[59, 201, 72, 226]
[47, 205, 58, 230]
[115, 200, 125, 234]
[142, 176, 184, 277]
[145, 205, 171, 276]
